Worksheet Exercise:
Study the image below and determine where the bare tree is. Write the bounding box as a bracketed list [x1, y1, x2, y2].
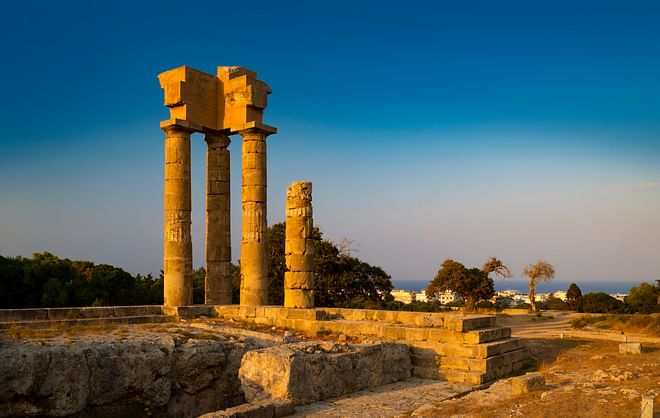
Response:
[482, 257, 511, 279]
[522, 260, 555, 312]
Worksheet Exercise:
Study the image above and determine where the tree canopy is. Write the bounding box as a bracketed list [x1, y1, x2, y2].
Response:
[425, 258, 506, 311]
[566, 283, 583, 310]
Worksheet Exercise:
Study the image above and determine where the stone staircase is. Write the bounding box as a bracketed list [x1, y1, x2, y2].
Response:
[0, 305, 172, 330]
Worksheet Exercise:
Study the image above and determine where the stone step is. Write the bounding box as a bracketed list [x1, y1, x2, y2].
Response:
[0, 314, 173, 330]
[439, 347, 528, 373]
[463, 326, 512, 344]
[440, 349, 528, 385]
[443, 315, 496, 332]
[439, 337, 523, 359]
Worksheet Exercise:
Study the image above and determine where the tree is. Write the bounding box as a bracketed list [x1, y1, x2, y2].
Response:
[566, 283, 583, 310]
[624, 282, 660, 314]
[522, 260, 555, 312]
[482, 257, 511, 279]
[426, 259, 495, 312]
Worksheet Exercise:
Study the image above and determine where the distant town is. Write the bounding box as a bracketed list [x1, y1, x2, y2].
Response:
[391, 288, 627, 308]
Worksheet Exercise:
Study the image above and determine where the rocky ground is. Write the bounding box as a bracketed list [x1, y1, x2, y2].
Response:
[2, 314, 658, 417]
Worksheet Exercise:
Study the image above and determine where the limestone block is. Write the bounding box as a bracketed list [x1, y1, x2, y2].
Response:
[285, 237, 307, 255]
[242, 169, 266, 186]
[284, 272, 314, 290]
[511, 372, 546, 396]
[243, 140, 267, 154]
[285, 254, 314, 271]
[619, 342, 642, 354]
[641, 396, 655, 418]
[242, 185, 267, 203]
[286, 206, 313, 218]
[238, 343, 410, 406]
[284, 289, 314, 308]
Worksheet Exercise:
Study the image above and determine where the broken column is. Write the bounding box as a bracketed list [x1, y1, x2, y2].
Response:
[284, 181, 314, 308]
[162, 123, 194, 306]
[204, 131, 232, 305]
[239, 128, 271, 306]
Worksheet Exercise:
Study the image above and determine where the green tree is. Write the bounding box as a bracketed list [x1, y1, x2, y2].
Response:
[566, 283, 583, 310]
[624, 282, 660, 314]
[522, 260, 555, 312]
[426, 259, 495, 312]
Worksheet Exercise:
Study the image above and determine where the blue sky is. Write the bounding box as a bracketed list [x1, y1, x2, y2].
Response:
[0, 0, 658, 287]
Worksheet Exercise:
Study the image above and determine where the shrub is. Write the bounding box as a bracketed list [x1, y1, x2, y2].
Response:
[579, 292, 624, 313]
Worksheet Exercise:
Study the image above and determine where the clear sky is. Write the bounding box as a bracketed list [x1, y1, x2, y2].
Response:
[0, 0, 658, 287]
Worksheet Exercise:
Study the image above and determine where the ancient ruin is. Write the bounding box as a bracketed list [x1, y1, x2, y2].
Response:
[284, 181, 315, 308]
[158, 66, 276, 306]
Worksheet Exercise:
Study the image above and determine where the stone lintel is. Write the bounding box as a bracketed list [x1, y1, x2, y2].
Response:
[160, 118, 204, 133]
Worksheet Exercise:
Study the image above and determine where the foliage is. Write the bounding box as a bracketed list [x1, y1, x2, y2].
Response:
[624, 282, 660, 314]
[566, 283, 583, 310]
[522, 260, 555, 312]
[540, 295, 569, 311]
[263, 222, 393, 308]
[475, 300, 494, 309]
[571, 315, 607, 328]
[578, 292, 625, 313]
[426, 258, 500, 311]
[0, 252, 163, 308]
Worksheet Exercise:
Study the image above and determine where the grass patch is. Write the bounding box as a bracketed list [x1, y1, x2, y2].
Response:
[571, 314, 660, 336]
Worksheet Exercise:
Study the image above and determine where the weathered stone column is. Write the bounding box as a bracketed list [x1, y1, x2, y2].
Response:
[205, 131, 232, 305]
[239, 128, 271, 306]
[284, 181, 315, 308]
[163, 123, 193, 306]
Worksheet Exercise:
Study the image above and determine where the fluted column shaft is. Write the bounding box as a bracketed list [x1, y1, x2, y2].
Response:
[163, 124, 193, 306]
[239, 129, 269, 305]
[205, 131, 232, 305]
[284, 181, 315, 308]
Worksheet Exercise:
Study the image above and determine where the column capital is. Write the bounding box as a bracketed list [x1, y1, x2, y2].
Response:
[234, 121, 277, 138]
[160, 118, 201, 134]
[204, 130, 231, 148]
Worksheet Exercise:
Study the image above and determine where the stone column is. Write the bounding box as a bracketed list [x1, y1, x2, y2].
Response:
[163, 123, 193, 306]
[284, 181, 315, 308]
[239, 128, 270, 305]
[205, 131, 232, 305]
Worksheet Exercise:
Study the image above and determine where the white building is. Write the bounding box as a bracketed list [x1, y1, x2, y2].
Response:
[436, 289, 462, 305]
[391, 289, 416, 304]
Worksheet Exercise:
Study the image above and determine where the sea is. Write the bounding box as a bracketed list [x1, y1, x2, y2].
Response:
[391, 279, 648, 295]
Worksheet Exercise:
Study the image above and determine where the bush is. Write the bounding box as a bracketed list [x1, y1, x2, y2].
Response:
[542, 297, 569, 311]
[445, 300, 465, 307]
[475, 300, 494, 308]
[579, 292, 625, 313]
[571, 315, 607, 328]
[625, 283, 660, 314]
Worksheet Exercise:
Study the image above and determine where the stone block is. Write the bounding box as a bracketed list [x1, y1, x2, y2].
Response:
[511, 372, 546, 396]
[284, 238, 306, 255]
[239, 342, 410, 406]
[284, 289, 314, 308]
[641, 396, 655, 418]
[47, 308, 84, 320]
[282, 308, 317, 320]
[113, 306, 149, 317]
[284, 271, 313, 290]
[242, 185, 266, 203]
[0, 309, 48, 322]
[404, 327, 429, 341]
[463, 327, 512, 345]
[285, 254, 314, 271]
[619, 342, 642, 354]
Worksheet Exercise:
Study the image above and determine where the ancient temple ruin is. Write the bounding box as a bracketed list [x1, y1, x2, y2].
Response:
[158, 66, 276, 307]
